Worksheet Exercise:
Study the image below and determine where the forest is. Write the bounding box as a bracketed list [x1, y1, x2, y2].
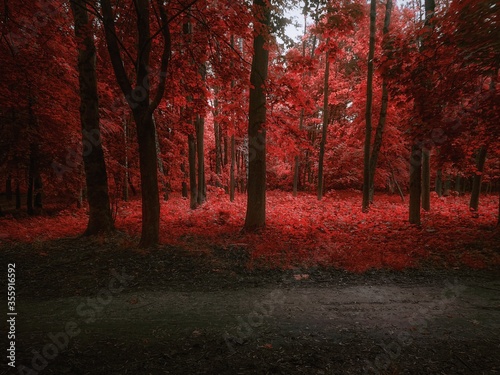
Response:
[0, 0, 499, 374]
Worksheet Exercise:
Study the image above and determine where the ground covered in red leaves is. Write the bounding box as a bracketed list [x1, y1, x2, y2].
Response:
[1, 191, 499, 272]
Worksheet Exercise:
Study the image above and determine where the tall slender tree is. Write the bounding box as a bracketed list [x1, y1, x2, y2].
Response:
[244, 0, 270, 230]
[317, 44, 330, 201]
[100, 0, 174, 246]
[70, 0, 114, 235]
[362, 0, 377, 211]
[369, 0, 393, 203]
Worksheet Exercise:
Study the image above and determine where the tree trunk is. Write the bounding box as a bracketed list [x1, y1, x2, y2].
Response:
[153, 115, 168, 201]
[27, 143, 35, 215]
[101, 0, 171, 247]
[362, 0, 377, 211]
[123, 116, 129, 202]
[435, 169, 442, 197]
[133, 109, 160, 246]
[188, 133, 198, 209]
[34, 174, 42, 211]
[71, 0, 114, 235]
[196, 114, 206, 204]
[292, 155, 299, 197]
[214, 118, 222, 177]
[6, 175, 12, 201]
[470, 146, 487, 211]
[317, 46, 330, 201]
[409, 144, 421, 224]
[15, 181, 21, 210]
[369, 0, 392, 204]
[244, 0, 270, 230]
[230, 134, 236, 202]
[421, 148, 430, 211]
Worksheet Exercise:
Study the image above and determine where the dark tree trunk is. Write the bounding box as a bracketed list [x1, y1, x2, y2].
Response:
[188, 133, 198, 209]
[196, 114, 205, 205]
[362, 0, 376, 211]
[435, 169, 442, 197]
[6, 175, 12, 201]
[369, 82, 388, 203]
[244, 0, 270, 230]
[15, 181, 21, 210]
[409, 144, 421, 224]
[230, 134, 236, 202]
[317, 46, 330, 201]
[421, 148, 430, 211]
[293, 156, 299, 197]
[27, 144, 35, 215]
[214, 119, 222, 177]
[369, 0, 392, 204]
[470, 146, 487, 211]
[133, 109, 160, 245]
[123, 117, 129, 202]
[71, 0, 115, 235]
[34, 174, 42, 210]
[101, 0, 171, 247]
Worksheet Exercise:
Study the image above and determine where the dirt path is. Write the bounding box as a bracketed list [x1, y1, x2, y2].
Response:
[2, 238, 499, 374]
[8, 273, 500, 375]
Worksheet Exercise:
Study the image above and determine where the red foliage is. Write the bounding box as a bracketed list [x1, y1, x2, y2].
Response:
[2, 192, 498, 272]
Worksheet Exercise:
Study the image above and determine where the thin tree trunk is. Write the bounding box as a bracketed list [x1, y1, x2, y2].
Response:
[15, 181, 21, 210]
[197, 62, 207, 204]
[421, 148, 430, 211]
[188, 133, 197, 209]
[34, 174, 42, 211]
[71, 0, 114, 235]
[435, 169, 442, 197]
[244, 0, 270, 230]
[6, 175, 12, 201]
[363, 0, 377, 211]
[317, 46, 330, 201]
[409, 144, 422, 224]
[123, 116, 129, 201]
[230, 134, 236, 202]
[369, 0, 392, 204]
[293, 16, 308, 197]
[196, 114, 205, 204]
[214, 117, 222, 177]
[293, 155, 300, 197]
[27, 143, 35, 215]
[470, 146, 487, 211]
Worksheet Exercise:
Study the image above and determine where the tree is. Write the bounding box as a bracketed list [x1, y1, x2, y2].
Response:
[362, 0, 377, 211]
[369, 0, 393, 203]
[70, 0, 115, 235]
[409, 0, 435, 225]
[244, 0, 271, 230]
[317, 44, 330, 201]
[100, 0, 174, 247]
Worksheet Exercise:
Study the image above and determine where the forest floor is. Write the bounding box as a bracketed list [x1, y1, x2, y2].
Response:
[1, 235, 499, 375]
[1, 192, 499, 374]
